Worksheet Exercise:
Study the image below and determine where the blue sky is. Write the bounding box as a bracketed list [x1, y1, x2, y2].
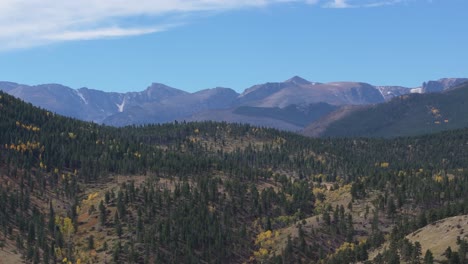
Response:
[0, 0, 466, 93]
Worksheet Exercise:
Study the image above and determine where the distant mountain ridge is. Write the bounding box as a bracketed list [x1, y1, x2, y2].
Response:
[303, 80, 468, 138]
[1, 77, 467, 132]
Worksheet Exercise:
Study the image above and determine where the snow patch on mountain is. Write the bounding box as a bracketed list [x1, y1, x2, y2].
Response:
[74, 90, 88, 104]
[411, 88, 423, 94]
[116, 98, 126, 113]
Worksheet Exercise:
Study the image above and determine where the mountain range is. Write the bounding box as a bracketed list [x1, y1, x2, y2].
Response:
[1, 76, 467, 134]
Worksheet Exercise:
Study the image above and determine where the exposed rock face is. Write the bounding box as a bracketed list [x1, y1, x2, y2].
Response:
[422, 78, 468, 93]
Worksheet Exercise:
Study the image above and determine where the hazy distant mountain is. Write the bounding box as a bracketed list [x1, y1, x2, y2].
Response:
[190, 102, 339, 131]
[0, 82, 236, 126]
[302, 80, 468, 138]
[189, 108, 305, 131]
[103, 87, 239, 126]
[422, 78, 468, 93]
[238, 77, 385, 108]
[233, 103, 338, 127]
[237, 76, 320, 105]
[1, 77, 467, 132]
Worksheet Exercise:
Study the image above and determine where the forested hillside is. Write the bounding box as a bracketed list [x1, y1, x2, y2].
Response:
[0, 91, 467, 263]
[304, 81, 468, 138]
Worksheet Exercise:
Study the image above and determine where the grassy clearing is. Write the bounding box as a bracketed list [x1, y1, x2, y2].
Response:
[368, 215, 468, 262]
[407, 214, 468, 261]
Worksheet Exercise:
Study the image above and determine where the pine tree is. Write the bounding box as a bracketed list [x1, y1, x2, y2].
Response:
[424, 249, 434, 264]
[99, 201, 106, 226]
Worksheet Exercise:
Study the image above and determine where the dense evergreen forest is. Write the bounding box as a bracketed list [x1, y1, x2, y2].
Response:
[0, 90, 467, 264]
[315, 82, 468, 138]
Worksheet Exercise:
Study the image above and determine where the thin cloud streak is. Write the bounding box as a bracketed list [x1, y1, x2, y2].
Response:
[43, 26, 179, 41]
[324, 0, 405, 8]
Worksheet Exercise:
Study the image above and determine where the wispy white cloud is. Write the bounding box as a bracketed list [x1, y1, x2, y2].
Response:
[325, 0, 351, 8]
[324, 0, 405, 8]
[43, 27, 171, 41]
[0, 0, 409, 51]
[362, 0, 405, 7]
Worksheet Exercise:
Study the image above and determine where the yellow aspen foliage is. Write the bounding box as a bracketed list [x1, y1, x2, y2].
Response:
[380, 162, 390, 168]
[253, 248, 269, 258]
[87, 192, 99, 201]
[194, 128, 199, 134]
[358, 238, 367, 245]
[253, 230, 279, 261]
[8, 141, 42, 153]
[335, 242, 355, 254]
[255, 230, 272, 245]
[55, 247, 63, 259]
[15, 121, 40, 131]
[56, 217, 75, 241]
[68, 132, 77, 139]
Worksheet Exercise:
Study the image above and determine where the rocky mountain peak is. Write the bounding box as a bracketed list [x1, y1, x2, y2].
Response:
[284, 76, 311, 85]
[145, 83, 188, 99]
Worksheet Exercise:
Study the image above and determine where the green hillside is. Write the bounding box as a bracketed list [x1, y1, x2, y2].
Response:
[0, 91, 467, 263]
[314, 82, 468, 138]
